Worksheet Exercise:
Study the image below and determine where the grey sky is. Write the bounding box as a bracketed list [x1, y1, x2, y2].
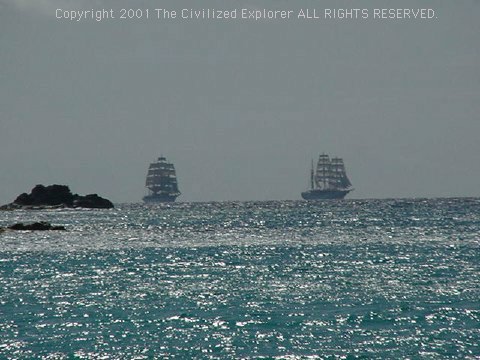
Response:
[1, 0, 479, 203]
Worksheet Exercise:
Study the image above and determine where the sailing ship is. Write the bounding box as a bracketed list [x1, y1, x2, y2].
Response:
[143, 156, 181, 203]
[301, 154, 353, 200]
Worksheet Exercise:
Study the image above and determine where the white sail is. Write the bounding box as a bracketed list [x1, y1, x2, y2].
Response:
[315, 154, 332, 190]
[312, 154, 352, 191]
[330, 157, 352, 190]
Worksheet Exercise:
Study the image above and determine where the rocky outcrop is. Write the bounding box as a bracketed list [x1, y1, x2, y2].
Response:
[0, 184, 114, 210]
[72, 194, 114, 209]
[5, 222, 66, 231]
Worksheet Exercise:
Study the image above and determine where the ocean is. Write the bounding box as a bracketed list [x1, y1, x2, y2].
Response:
[1, 199, 479, 359]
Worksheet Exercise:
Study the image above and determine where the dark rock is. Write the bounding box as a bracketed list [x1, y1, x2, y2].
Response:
[0, 184, 114, 210]
[14, 184, 74, 206]
[15, 192, 32, 205]
[73, 194, 114, 209]
[7, 222, 66, 231]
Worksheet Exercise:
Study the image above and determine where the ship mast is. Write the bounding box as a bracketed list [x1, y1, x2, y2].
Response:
[310, 159, 315, 190]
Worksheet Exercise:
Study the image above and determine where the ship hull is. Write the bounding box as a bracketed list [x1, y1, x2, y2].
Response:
[301, 189, 351, 200]
[142, 194, 178, 203]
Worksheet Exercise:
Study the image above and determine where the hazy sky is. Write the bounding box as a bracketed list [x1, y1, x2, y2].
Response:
[1, 0, 479, 203]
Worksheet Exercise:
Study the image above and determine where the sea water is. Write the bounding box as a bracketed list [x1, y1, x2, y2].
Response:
[0, 199, 479, 358]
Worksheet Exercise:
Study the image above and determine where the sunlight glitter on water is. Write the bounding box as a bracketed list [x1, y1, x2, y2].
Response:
[1, 199, 479, 358]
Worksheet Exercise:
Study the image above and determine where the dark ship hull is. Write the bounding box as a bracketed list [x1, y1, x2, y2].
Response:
[143, 194, 178, 203]
[301, 189, 351, 200]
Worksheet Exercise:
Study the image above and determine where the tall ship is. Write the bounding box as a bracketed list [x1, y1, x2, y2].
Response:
[143, 156, 181, 203]
[301, 154, 353, 200]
